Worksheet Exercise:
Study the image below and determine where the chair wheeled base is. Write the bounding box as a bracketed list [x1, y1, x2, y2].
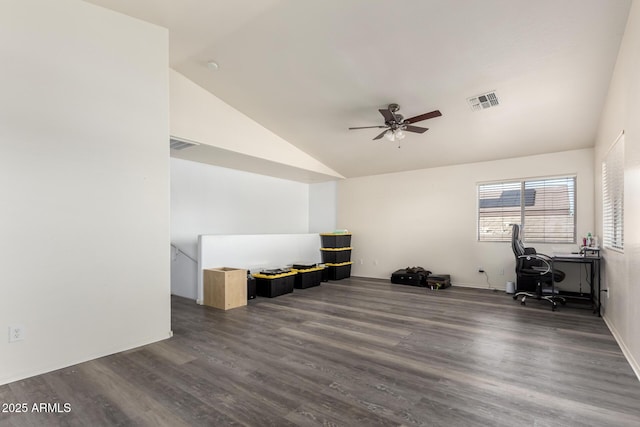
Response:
[513, 290, 566, 311]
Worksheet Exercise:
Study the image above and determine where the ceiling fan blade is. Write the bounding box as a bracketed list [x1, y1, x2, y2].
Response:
[348, 125, 388, 130]
[404, 125, 429, 134]
[405, 110, 442, 124]
[373, 130, 388, 140]
[378, 109, 395, 123]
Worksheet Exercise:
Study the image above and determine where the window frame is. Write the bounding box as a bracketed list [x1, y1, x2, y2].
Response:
[477, 175, 577, 243]
[602, 131, 624, 252]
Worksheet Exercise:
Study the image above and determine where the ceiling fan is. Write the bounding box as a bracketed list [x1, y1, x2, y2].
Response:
[349, 103, 442, 145]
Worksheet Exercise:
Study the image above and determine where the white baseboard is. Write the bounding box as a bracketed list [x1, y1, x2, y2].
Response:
[603, 314, 640, 382]
[448, 281, 504, 291]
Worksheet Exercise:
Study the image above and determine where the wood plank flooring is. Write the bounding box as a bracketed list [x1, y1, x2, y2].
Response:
[2, 277, 640, 426]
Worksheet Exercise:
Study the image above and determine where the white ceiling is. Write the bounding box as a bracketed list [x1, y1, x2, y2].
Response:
[86, 0, 631, 178]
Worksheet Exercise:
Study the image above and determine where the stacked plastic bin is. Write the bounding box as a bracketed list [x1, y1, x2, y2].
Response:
[320, 232, 353, 280]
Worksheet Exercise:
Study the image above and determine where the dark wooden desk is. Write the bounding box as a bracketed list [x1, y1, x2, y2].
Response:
[552, 253, 602, 316]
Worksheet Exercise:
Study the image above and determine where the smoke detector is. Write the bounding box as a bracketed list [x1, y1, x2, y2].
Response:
[467, 91, 500, 111]
[170, 137, 199, 151]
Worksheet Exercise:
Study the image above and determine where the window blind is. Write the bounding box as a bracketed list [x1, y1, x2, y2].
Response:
[478, 181, 522, 241]
[523, 177, 575, 243]
[602, 133, 624, 251]
[478, 176, 576, 243]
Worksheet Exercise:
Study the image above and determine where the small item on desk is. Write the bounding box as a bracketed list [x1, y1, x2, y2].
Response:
[582, 232, 599, 250]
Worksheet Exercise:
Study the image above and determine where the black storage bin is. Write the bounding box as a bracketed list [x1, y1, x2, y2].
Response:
[326, 262, 352, 280]
[292, 266, 323, 289]
[292, 263, 317, 269]
[320, 233, 352, 248]
[253, 271, 296, 298]
[321, 265, 329, 282]
[320, 247, 352, 264]
[247, 274, 256, 299]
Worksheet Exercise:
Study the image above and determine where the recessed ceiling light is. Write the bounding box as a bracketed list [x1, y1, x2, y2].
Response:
[206, 61, 219, 71]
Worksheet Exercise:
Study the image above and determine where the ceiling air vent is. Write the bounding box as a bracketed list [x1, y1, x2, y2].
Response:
[170, 137, 199, 151]
[467, 91, 500, 111]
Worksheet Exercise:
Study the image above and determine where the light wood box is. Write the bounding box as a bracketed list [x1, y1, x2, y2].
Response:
[203, 267, 247, 310]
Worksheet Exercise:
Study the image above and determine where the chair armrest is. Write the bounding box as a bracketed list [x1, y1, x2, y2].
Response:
[518, 254, 551, 275]
[524, 247, 536, 255]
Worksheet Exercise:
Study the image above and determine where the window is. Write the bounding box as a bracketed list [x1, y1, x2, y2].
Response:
[602, 132, 624, 251]
[478, 176, 576, 243]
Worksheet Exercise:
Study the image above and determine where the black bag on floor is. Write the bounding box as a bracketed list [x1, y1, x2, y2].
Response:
[426, 274, 451, 289]
[391, 266, 432, 287]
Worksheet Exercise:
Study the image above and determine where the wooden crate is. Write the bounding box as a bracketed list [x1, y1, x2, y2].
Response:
[203, 267, 247, 310]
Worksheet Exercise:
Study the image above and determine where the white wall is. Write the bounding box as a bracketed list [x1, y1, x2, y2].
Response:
[171, 158, 311, 299]
[593, 0, 640, 378]
[0, 0, 171, 385]
[309, 181, 338, 233]
[337, 149, 594, 288]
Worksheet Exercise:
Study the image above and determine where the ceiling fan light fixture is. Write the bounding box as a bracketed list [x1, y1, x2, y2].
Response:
[348, 103, 442, 142]
[384, 130, 395, 141]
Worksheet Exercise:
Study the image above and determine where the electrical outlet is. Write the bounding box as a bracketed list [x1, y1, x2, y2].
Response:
[499, 268, 504, 275]
[9, 325, 25, 343]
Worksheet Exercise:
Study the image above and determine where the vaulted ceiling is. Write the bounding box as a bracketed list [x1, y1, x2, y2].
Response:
[86, 0, 631, 178]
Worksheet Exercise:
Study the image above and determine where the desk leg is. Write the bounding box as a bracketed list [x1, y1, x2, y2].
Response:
[597, 259, 601, 317]
[590, 261, 596, 315]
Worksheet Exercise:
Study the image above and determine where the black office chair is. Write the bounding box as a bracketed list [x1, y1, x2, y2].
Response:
[511, 224, 566, 311]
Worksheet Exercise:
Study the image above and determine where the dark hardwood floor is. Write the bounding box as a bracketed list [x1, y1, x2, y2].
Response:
[2, 277, 640, 426]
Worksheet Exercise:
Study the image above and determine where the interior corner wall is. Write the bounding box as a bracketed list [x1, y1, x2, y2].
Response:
[309, 181, 338, 233]
[593, 0, 640, 378]
[170, 158, 310, 299]
[337, 149, 594, 289]
[0, 0, 171, 385]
